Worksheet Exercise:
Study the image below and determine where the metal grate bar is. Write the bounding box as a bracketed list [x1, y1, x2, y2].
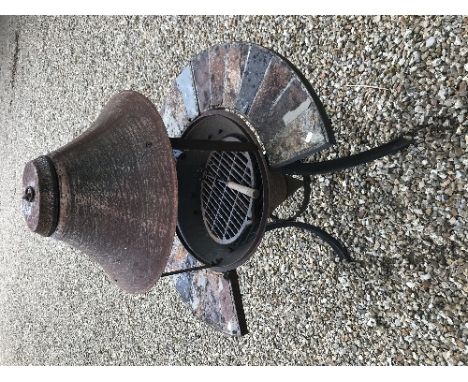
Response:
[201, 140, 258, 245]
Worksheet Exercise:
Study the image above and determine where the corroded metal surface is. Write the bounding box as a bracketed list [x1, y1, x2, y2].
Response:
[161, 42, 336, 335]
[166, 238, 247, 336]
[191, 49, 211, 113]
[223, 43, 249, 109]
[23, 91, 178, 294]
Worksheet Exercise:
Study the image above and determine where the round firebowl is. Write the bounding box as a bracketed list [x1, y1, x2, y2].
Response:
[176, 110, 270, 272]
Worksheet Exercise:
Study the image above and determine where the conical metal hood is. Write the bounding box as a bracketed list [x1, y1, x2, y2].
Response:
[21, 91, 178, 294]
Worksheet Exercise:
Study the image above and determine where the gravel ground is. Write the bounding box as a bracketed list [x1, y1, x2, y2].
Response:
[0, 15, 467, 365]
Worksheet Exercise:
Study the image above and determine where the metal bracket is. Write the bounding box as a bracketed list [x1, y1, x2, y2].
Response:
[161, 259, 221, 277]
[267, 134, 414, 262]
[170, 138, 257, 152]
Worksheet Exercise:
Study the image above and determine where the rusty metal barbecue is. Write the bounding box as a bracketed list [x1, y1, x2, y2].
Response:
[21, 43, 413, 336]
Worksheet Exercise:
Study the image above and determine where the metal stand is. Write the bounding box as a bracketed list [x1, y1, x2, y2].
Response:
[266, 221, 352, 261]
[267, 135, 414, 262]
[270, 175, 311, 222]
[170, 135, 413, 268]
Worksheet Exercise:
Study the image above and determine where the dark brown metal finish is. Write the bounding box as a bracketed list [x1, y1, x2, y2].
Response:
[170, 138, 256, 152]
[21, 155, 59, 237]
[267, 171, 302, 216]
[23, 91, 178, 294]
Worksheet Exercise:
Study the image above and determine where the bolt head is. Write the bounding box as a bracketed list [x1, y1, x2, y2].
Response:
[21, 156, 59, 236]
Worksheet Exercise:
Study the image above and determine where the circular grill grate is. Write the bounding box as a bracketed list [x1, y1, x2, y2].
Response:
[201, 144, 257, 245]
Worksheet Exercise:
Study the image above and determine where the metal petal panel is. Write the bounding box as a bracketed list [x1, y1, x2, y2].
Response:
[208, 44, 226, 108]
[235, 44, 272, 115]
[249, 76, 328, 166]
[166, 239, 247, 336]
[191, 49, 211, 113]
[223, 43, 249, 109]
[160, 64, 198, 137]
[188, 43, 334, 166]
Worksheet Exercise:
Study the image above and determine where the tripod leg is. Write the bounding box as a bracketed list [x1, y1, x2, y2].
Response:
[279, 135, 413, 176]
[266, 221, 352, 262]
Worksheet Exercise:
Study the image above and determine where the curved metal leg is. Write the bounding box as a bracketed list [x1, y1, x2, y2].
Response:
[266, 221, 352, 262]
[278, 135, 413, 176]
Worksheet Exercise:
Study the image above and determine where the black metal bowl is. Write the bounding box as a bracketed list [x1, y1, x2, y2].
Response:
[175, 109, 270, 272]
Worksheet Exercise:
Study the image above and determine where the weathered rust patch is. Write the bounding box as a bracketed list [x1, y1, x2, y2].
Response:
[31, 91, 179, 294]
[223, 43, 249, 109]
[209, 44, 226, 108]
[191, 49, 211, 113]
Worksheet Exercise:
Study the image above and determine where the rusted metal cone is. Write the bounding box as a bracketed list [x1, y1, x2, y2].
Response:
[21, 91, 178, 294]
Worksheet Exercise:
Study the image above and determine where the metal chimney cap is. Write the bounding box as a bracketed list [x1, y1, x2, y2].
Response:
[21, 91, 179, 293]
[21, 156, 59, 237]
